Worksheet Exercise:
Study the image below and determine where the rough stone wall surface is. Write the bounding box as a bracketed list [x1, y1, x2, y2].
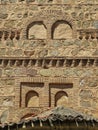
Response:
[0, 0, 98, 123]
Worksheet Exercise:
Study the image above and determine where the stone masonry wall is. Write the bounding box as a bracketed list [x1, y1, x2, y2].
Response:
[0, 0, 98, 123]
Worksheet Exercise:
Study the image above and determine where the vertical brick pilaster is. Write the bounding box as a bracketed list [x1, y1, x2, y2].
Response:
[51, 93, 55, 108]
[15, 79, 21, 108]
[41, 82, 49, 108]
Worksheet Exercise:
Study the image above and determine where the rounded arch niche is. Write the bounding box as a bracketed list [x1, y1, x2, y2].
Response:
[22, 10, 76, 40]
[55, 91, 68, 107]
[25, 91, 39, 107]
[27, 21, 47, 39]
[51, 20, 72, 39]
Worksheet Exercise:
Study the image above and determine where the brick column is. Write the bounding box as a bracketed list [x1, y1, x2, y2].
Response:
[21, 89, 26, 108]
[15, 80, 20, 108]
[69, 78, 80, 108]
[21, 28, 27, 40]
[50, 91, 55, 108]
[44, 21, 52, 40]
[47, 26, 51, 40]
[41, 82, 49, 108]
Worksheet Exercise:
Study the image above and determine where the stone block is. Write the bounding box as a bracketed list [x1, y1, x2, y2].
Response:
[2, 98, 14, 107]
[6, 40, 14, 47]
[13, 49, 23, 56]
[0, 13, 8, 19]
[0, 48, 6, 55]
[63, 40, 74, 46]
[93, 21, 98, 29]
[4, 68, 14, 77]
[4, 20, 15, 28]
[38, 49, 48, 57]
[93, 50, 98, 55]
[14, 68, 26, 76]
[0, 110, 9, 123]
[39, 69, 52, 77]
[26, 0, 35, 2]
[89, 82, 97, 88]
[0, 69, 2, 77]
[79, 90, 92, 99]
[80, 100, 91, 108]
[9, 0, 17, 3]
[37, 0, 46, 4]
[27, 69, 37, 76]
[49, 50, 59, 56]
[0, 79, 14, 86]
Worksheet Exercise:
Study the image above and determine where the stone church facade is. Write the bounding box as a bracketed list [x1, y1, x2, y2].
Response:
[0, 0, 98, 123]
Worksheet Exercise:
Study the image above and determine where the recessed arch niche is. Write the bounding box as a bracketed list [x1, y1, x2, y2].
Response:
[25, 90, 39, 107]
[51, 20, 72, 39]
[27, 21, 47, 39]
[55, 91, 68, 107]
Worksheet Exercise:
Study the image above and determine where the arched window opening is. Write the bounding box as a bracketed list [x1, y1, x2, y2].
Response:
[51, 20, 72, 39]
[25, 91, 39, 107]
[27, 21, 47, 40]
[55, 91, 68, 107]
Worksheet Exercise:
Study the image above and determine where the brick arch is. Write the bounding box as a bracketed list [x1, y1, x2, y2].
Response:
[21, 10, 76, 39]
[26, 21, 47, 39]
[49, 14, 76, 39]
[21, 17, 47, 39]
[25, 90, 39, 107]
[51, 20, 73, 39]
[55, 91, 68, 107]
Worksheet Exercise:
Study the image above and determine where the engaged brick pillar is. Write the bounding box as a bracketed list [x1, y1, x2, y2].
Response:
[15, 80, 20, 108]
[46, 21, 52, 40]
[50, 90, 55, 108]
[21, 88, 26, 108]
[41, 82, 49, 108]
